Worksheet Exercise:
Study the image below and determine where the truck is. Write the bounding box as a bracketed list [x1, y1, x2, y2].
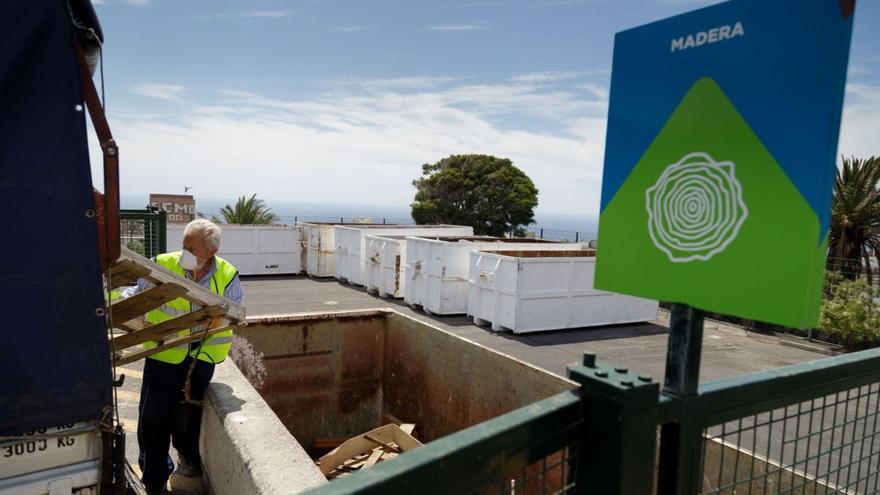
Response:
[1, 1, 130, 493]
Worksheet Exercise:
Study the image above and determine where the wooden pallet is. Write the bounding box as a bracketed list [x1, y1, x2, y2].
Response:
[108, 247, 247, 365]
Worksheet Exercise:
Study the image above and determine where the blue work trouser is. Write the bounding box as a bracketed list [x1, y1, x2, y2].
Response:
[137, 356, 215, 490]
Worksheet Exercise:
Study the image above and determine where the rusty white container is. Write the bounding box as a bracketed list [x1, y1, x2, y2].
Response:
[168, 224, 302, 276]
[364, 235, 411, 298]
[467, 250, 659, 333]
[334, 225, 473, 286]
[300, 222, 346, 278]
[404, 237, 586, 315]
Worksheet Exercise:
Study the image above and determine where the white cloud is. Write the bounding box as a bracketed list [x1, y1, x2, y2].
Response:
[580, 82, 609, 100]
[333, 25, 366, 32]
[848, 64, 874, 77]
[461, 1, 504, 6]
[100, 76, 878, 220]
[426, 24, 486, 31]
[198, 10, 293, 21]
[530, 0, 604, 6]
[329, 76, 463, 90]
[95, 79, 610, 215]
[131, 82, 187, 102]
[242, 10, 292, 18]
[838, 83, 880, 159]
[94, 0, 147, 4]
[509, 71, 583, 83]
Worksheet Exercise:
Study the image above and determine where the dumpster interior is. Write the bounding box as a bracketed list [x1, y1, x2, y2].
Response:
[228, 310, 576, 472]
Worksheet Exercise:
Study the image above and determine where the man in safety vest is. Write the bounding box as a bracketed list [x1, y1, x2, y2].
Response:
[121, 219, 243, 494]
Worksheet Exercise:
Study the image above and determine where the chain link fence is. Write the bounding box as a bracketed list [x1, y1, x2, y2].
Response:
[119, 208, 166, 259]
[526, 227, 597, 244]
[701, 382, 880, 494]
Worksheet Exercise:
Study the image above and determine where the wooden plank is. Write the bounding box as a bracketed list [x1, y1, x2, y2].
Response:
[115, 323, 243, 366]
[362, 449, 384, 469]
[111, 305, 226, 350]
[400, 424, 416, 436]
[110, 283, 188, 326]
[117, 318, 147, 333]
[109, 259, 150, 289]
[119, 247, 246, 321]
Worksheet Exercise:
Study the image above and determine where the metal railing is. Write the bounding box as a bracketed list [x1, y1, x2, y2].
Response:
[119, 208, 166, 259]
[699, 387, 880, 494]
[303, 346, 880, 495]
[826, 257, 880, 289]
[526, 227, 596, 244]
[283, 216, 415, 226]
[652, 345, 880, 495]
[686, 349, 880, 495]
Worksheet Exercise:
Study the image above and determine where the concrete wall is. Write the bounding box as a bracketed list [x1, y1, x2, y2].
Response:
[201, 359, 327, 495]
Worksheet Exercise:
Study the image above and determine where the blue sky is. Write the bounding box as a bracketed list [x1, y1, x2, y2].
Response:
[89, 0, 880, 218]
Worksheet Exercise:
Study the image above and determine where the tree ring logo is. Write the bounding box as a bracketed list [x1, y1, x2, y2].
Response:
[645, 152, 748, 263]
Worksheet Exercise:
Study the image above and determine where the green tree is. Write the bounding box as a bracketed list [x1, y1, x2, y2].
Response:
[828, 156, 880, 282]
[410, 154, 538, 236]
[213, 194, 279, 225]
[819, 276, 880, 350]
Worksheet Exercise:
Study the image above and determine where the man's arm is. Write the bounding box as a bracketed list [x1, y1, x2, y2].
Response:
[205, 275, 243, 331]
[223, 275, 244, 304]
[119, 277, 150, 298]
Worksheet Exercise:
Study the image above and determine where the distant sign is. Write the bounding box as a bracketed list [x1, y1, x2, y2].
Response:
[594, 0, 855, 328]
[150, 194, 195, 224]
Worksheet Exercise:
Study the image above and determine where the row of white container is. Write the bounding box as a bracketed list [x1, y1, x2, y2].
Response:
[333, 224, 474, 285]
[165, 223, 475, 278]
[360, 235, 659, 333]
[164, 225, 657, 334]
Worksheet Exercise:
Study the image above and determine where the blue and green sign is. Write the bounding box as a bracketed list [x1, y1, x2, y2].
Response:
[594, 0, 855, 328]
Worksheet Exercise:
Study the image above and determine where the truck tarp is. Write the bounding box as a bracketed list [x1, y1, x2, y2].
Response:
[0, 0, 112, 434]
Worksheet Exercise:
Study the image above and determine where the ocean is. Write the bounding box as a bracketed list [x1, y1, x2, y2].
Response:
[122, 196, 598, 238]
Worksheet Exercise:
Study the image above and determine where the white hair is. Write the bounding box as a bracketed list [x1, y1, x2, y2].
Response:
[184, 219, 222, 250]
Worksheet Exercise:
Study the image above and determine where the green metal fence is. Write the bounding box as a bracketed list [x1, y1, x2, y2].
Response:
[681, 350, 880, 495]
[119, 208, 166, 259]
[306, 390, 581, 495]
[303, 342, 880, 495]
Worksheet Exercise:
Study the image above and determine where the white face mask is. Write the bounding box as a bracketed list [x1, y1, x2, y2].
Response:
[179, 249, 200, 271]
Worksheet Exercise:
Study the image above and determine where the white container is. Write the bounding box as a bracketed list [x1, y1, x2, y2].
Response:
[405, 237, 585, 315]
[0, 421, 101, 494]
[335, 225, 474, 286]
[167, 224, 302, 276]
[467, 250, 659, 333]
[364, 235, 410, 298]
[300, 222, 347, 278]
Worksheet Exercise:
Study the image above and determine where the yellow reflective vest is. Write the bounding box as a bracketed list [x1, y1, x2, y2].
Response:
[143, 252, 238, 364]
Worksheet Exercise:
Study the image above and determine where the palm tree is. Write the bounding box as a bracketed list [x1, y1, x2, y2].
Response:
[828, 156, 880, 282]
[214, 194, 279, 225]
